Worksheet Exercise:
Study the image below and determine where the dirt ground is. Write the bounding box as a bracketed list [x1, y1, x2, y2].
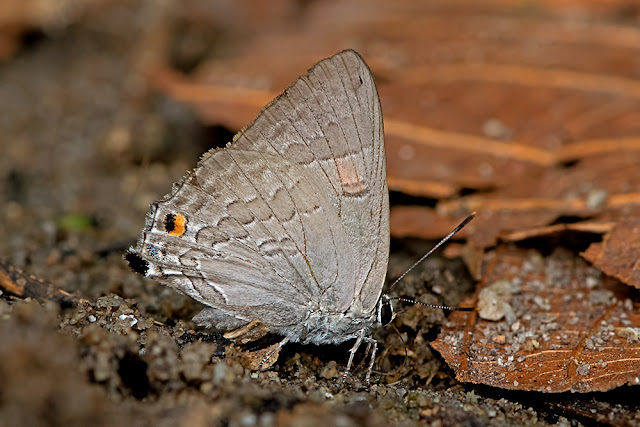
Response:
[1, 2, 639, 426]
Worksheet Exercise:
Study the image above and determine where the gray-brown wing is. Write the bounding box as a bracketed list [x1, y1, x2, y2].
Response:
[231, 50, 389, 313]
[128, 148, 357, 328]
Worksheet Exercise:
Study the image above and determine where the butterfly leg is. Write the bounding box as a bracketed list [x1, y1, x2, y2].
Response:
[363, 340, 372, 370]
[342, 329, 365, 381]
[365, 339, 378, 384]
[342, 329, 377, 382]
[259, 334, 292, 369]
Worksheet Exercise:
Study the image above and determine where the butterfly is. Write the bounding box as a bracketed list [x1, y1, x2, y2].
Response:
[126, 50, 472, 381]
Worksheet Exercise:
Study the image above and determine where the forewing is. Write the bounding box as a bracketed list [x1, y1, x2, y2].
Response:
[231, 50, 389, 312]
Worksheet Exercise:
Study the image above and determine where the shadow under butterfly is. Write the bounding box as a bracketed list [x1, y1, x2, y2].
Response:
[125, 49, 474, 382]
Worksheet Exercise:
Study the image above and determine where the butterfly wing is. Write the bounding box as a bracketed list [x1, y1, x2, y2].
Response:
[128, 147, 355, 328]
[231, 50, 389, 314]
[127, 50, 388, 331]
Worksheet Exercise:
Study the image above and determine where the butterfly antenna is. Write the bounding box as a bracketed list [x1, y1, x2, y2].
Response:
[386, 212, 476, 294]
[388, 296, 476, 312]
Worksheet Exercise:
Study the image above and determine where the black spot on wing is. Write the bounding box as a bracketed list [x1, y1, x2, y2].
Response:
[125, 251, 149, 276]
[164, 213, 177, 232]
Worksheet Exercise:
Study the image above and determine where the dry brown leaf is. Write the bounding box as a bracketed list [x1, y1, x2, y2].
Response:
[223, 319, 270, 345]
[225, 342, 281, 371]
[0, 260, 86, 306]
[432, 246, 640, 392]
[581, 218, 640, 290]
[499, 221, 615, 242]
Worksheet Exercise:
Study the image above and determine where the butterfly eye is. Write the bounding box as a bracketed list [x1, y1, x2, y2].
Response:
[379, 297, 394, 326]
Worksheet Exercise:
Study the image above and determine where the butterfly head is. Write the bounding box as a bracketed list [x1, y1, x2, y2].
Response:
[377, 295, 395, 327]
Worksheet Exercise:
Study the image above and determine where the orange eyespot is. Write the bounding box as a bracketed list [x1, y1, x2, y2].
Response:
[164, 213, 188, 236]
